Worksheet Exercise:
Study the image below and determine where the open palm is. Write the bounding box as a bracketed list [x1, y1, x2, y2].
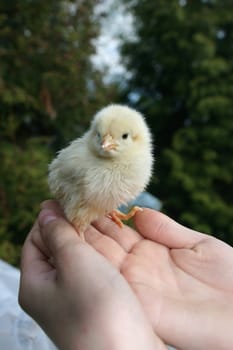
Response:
[43, 201, 233, 350]
[84, 208, 233, 350]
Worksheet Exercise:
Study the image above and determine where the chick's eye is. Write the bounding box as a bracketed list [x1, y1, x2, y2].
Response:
[122, 133, 129, 140]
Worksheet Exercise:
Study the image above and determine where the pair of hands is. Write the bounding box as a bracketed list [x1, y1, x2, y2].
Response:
[19, 200, 233, 350]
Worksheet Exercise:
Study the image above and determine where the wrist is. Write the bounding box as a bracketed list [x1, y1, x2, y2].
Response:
[209, 299, 233, 350]
[68, 293, 164, 350]
[176, 299, 233, 350]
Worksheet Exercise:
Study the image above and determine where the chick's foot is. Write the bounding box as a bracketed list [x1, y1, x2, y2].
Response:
[71, 220, 86, 242]
[108, 206, 143, 228]
[78, 230, 86, 242]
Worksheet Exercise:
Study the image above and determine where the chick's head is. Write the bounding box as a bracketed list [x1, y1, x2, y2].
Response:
[88, 104, 152, 159]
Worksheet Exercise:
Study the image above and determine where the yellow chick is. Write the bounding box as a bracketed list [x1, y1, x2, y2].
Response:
[48, 104, 153, 240]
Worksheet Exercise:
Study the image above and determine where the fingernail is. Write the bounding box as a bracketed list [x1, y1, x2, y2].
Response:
[40, 200, 54, 210]
[39, 209, 57, 226]
[40, 201, 49, 209]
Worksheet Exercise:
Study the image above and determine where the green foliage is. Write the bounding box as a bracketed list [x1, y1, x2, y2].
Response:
[0, 0, 109, 144]
[122, 0, 233, 244]
[0, 0, 117, 265]
[0, 138, 51, 265]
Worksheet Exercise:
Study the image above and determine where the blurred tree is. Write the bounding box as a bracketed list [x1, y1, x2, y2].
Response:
[122, 0, 233, 243]
[0, 0, 115, 143]
[0, 0, 117, 265]
[0, 139, 50, 265]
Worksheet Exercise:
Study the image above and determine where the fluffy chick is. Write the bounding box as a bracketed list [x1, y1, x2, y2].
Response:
[48, 104, 153, 240]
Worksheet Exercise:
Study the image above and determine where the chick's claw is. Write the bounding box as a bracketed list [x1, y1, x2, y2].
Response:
[71, 221, 86, 242]
[108, 206, 143, 228]
[78, 231, 86, 242]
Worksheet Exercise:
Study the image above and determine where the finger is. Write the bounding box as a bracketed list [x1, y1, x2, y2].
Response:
[85, 224, 127, 269]
[20, 221, 53, 279]
[134, 209, 207, 249]
[38, 209, 84, 267]
[92, 216, 142, 252]
[21, 222, 46, 271]
[40, 199, 64, 216]
[19, 220, 58, 316]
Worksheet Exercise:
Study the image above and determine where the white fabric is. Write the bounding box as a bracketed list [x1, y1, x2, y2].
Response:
[0, 260, 57, 350]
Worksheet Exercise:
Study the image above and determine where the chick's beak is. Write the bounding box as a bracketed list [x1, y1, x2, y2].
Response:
[101, 134, 117, 151]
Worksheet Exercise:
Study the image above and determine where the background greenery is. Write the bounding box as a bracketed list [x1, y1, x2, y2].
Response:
[0, 0, 232, 266]
[121, 0, 233, 243]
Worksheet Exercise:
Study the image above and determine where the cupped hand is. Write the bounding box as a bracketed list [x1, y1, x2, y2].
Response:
[80, 203, 233, 350]
[19, 202, 165, 350]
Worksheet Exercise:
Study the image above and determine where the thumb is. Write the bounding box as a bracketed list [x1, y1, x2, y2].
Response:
[38, 209, 83, 260]
[171, 237, 233, 291]
[134, 208, 206, 249]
